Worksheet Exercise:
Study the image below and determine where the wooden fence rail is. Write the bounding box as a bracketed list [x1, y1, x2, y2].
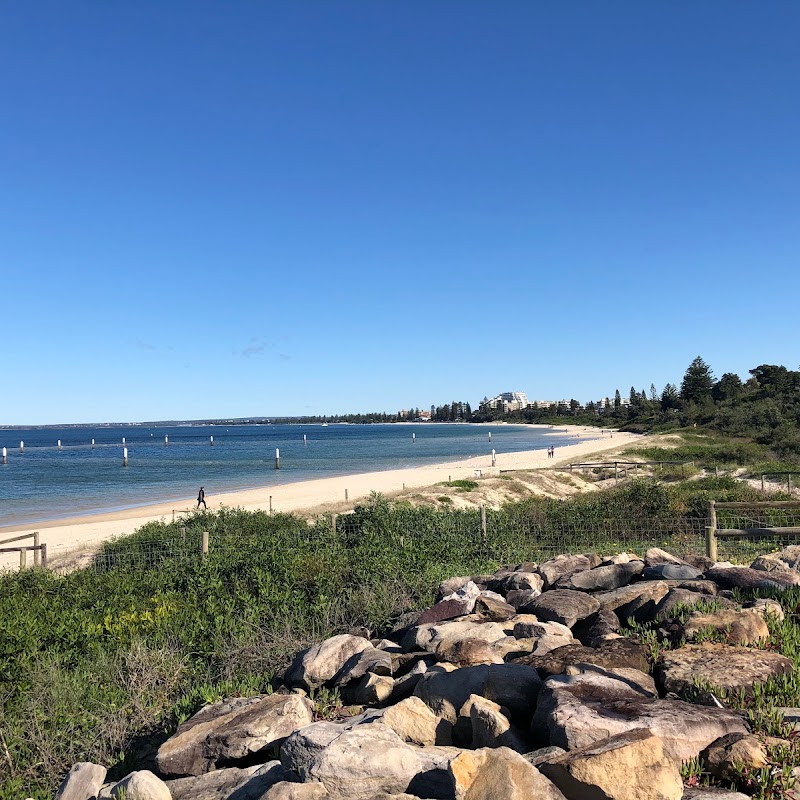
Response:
[0, 531, 47, 568]
[705, 500, 800, 560]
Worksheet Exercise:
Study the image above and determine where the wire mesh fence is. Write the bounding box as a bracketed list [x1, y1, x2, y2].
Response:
[88, 508, 719, 575]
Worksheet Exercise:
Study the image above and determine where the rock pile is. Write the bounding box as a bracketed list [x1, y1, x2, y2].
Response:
[55, 546, 800, 800]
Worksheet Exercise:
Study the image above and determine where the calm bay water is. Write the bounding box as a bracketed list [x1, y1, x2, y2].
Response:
[0, 423, 594, 526]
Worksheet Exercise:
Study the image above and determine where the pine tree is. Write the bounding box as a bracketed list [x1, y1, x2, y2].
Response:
[681, 356, 715, 403]
[614, 389, 622, 409]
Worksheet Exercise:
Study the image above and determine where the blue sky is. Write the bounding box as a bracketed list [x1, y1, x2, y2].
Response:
[2, 2, 799, 424]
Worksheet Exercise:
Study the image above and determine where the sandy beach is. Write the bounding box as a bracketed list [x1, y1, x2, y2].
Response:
[1, 426, 641, 569]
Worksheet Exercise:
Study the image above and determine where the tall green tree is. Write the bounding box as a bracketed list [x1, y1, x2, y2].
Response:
[680, 356, 715, 403]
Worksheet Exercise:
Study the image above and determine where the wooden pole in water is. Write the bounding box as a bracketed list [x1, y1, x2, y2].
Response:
[1, 447, 6, 465]
[275, 448, 280, 469]
[412, 432, 416, 443]
[303, 434, 307, 445]
[165, 435, 169, 446]
[210, 435, 214, 446]
[19, 440, 24, 453]
[489, 432, 492, 442]
[34, 532, 40, 566]
[91, 439, 95, 449]
[122, 437, 126, 445]
[123, 447, 128, 467]
[58, 439, 62, 449]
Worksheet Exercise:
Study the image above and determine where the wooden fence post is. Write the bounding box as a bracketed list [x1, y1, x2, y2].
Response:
[480, 504, 487, 539]
[201, 531, 209, 558]
[332, 513, 338, 536]
[180, 525, 186, 542]
[705, 501, 718, 561]
[41, 543, 47, 569]
[34, 532, 40, 566]
[20, 549, 26, 569]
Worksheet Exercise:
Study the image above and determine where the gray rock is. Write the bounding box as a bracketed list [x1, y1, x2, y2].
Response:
[382, 696, 453, 746]
[332, 646, 393, 687]
[651, 589, 724, 621]
[402, 618, 509, 654]
[571, 608, 621, 647]
[343, 672, 395, 705]
[644, 548, 690, 568]
[167, 763, 295, 800]
[281, 722, 347, 781]
[700, 732, 767, 781]
[504, 589, 540, 610]
[157, 693, 314, 776]
[473, 595, 517, 621]
[538, 554, 601, 590]
[104, 771, 170, 800]
[435, 637, 505, 667]
[501, 571, 544, 593]
[658, 644, 794, 698]
[705, 566, 800, 591]
[743, 598, 785, 622]
[556, 561, 644, 592]
[594, 581, 670, 623]
[643, 564, 703, 580]
[527, 590, 601, 628]
[662, 579, 718, 595]
[514, 638, 650, 677]
[751, 545, 800, 571]
[682, 789, 751, 800]
[414, 663, 541, 725]
[260, 783, 329, 800]
[307, 723, 457, 800]
[533, 669, 748, 762]
[523, 746, 567, 767]
[55, 762, 108, 800]
[285, 634, 374, 689]
[436, 576, 473, 601]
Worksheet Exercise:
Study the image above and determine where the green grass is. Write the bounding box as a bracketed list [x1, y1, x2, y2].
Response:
[450, 479, 479, 492]
[0, 475, 791, 798]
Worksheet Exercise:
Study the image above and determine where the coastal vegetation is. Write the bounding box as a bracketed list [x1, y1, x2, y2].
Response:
[0, 467, 790, 799]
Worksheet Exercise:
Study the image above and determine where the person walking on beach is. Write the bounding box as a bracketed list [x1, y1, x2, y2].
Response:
[197, 486, 207, 510]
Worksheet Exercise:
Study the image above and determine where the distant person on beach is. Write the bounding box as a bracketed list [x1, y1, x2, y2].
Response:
[197, 486, 207, 510]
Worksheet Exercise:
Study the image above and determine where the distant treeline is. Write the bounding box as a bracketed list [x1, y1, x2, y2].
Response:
[487, 358, 800, 458]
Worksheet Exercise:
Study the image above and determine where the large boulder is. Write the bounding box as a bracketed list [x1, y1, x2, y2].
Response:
[651, 589, 728, 621]
[594, 581, 670, 623]
[704, 566, 800, 591]
[473, 595, 517, 622]
[102, 771, 171, 800]
[436, 638, 505, 667]
[658, 644, 793, 698]
[644, 549, 689, 568]
[533, 669, 748, 762]
[751, 545, 800, 572]
[700, 732, 768, 781]
[167, 763, 295, 800]
[515, 639, 649, 677]
[556, 561, 644, 592]
[466, 694, 528, 752]
[332, 646, 393, 687]
[55, 763, 108, 800]
[571, 608, 621, 647]
[157, 694, 314, 776]
[306, 723, 457, 800]
[540, 728, 683, 800]
[527, 591, 600, 628]
[643, 564, 703, 581]
[281, 722, 348, 781]
[402, 619, 509, 654]
[414, 664, 541, 725]
[285, 635, 374, 689]
[448, 747, 567, 800]
[682, 609, 770, 646]
[538, 554, 601, 590]
[260, 783, 329, 800]
[382, 697, 453, 746]
[416, 600, 475, 626]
